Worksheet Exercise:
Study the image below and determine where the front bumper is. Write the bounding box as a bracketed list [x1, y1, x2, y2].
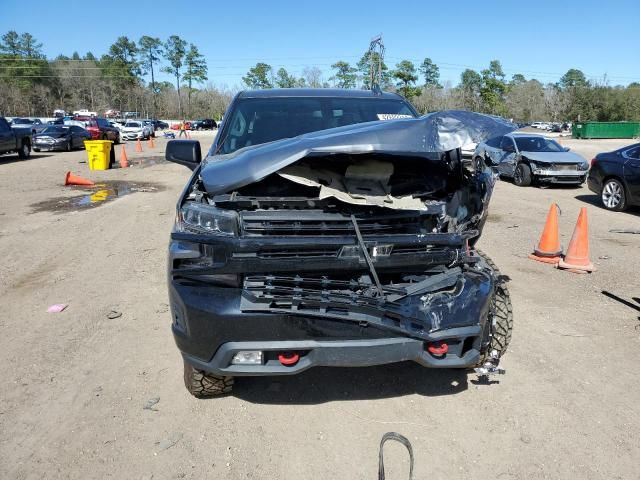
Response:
[34, 139, 66, 150]
[533, 169, 587, 184]
[123, 131, 144, 140]
[183, 334, 482, 376]
[169, 245, 494, 375]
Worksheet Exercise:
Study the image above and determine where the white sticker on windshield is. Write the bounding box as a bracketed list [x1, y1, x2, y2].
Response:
[377, 114, 413, 120]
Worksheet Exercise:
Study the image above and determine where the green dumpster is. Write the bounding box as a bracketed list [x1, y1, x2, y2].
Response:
[572, 122, 640, 139]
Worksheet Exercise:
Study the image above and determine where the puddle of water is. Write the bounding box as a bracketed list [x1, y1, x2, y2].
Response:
[30, 181, 165, 214]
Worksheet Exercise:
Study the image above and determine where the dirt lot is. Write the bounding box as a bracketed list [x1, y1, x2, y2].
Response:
[1, 133, 639, 480]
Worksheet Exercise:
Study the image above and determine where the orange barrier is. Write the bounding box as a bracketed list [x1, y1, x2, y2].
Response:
[119, 145, 129, 168]
[528, 203, 562, 264]
[64, 171, 95, 186]
[557, 208, 595, 273]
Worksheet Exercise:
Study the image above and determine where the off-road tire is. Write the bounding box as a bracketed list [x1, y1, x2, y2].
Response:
[514, 163, 532, 187]
[475, 249, 513, 363]
[183, 361, 234, 398]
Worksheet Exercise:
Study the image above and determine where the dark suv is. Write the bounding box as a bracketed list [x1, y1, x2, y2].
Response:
[191, 118, 217, 130]
[165, 89, 514, 397]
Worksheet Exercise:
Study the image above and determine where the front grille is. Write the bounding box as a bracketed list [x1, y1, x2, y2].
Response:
[257, 247, 340, 259]
[549, 164, 578, 171]
[244, 274, 402, 307]
[241, 211, 428, 237]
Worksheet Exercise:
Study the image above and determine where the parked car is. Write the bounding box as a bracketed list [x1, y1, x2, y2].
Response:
[0, 117, 32, 159]
[587, 143, 640, 211]
[121, 121, 149, 140]
[474, 133, 589, 186]
[141, 119, 155, 137]
[164, 88, 515, 397]
[73, 109, 97, 117]
[152, 120, 169, 130]
[531, 122, 550, 130]
[191, 118, 217, 130]
[33, 125, 91, 152]
[10, 117, 47, 135]
[73, 117, 120, 142]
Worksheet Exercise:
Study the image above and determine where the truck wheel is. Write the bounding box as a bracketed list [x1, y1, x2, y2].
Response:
[18, 142, 30, 159]
[514, 163, 532, 187]
[183, 361, 234, 398]
[475, 250, 513, 362]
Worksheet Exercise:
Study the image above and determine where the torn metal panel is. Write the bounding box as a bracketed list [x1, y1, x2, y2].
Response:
[278, 159, 427, 210]
[200, 110, 517, 194]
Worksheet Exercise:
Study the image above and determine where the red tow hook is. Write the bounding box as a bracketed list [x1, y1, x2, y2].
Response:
[426, 342, 449, 356]
[278, 352, 300, 366]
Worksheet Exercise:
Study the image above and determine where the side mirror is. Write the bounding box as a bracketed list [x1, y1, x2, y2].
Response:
[165, 139, 202, 170]
[563, 147, 571, 152]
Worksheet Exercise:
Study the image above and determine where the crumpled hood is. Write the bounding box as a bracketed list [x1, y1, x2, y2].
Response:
[520, 150, 586, 164]
[201, 110, 517, 194]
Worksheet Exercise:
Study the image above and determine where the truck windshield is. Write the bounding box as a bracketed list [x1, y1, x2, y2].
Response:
[218, 97, 416, 154]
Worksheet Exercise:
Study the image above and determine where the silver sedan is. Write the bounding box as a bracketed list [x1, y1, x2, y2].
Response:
[474, 133, 589, 186]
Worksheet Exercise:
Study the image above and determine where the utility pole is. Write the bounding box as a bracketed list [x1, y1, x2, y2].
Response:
[368, 35, 385, 92]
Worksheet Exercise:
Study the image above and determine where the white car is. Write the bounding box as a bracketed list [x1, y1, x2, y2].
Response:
[531, 122, 550, 130]
[121, 121, 150, 141]
[73, 109, 97, 117]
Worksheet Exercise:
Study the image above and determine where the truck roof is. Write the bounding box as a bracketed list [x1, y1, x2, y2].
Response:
[237, 88, 406, 100]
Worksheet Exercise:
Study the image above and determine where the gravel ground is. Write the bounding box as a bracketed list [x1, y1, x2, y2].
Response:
[0, 133, 639, 480]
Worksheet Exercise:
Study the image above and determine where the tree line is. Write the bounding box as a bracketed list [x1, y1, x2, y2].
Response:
[0, 30, 231, 120]
[1, 30, 639, 123]
[244, 57, 640, 122]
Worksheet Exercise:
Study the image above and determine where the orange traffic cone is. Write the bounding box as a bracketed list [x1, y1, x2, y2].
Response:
[135, 139, 143, 152]
[119, 145, 129, 168]
[557, 208, 595, 273]
[528, 203, 562, 264]
[149, 136, 155, 148]
[64, 171, 95, 186]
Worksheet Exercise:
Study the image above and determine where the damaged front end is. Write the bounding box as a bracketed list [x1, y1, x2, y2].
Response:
[168, 111, 515, 375]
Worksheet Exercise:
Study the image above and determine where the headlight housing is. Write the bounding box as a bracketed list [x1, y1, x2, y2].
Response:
[578, 162, 589, 171]
[177, 203, 238, 236]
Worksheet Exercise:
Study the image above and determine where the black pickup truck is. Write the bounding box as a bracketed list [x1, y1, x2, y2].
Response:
[0, 117, 32, 159]
[165, 89, 516, 398]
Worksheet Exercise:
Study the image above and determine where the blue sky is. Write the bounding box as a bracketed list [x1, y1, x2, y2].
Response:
[2, 0, 639, 88]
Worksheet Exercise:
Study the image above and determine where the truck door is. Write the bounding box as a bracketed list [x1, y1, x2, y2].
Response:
[622, 145, 640, 203]
[0, 118, 13, 152]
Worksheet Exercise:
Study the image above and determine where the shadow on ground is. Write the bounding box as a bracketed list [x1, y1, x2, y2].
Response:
[0, 153, 53, 165]
[575, 194, 640, 216]
[231, 362, 472, 405]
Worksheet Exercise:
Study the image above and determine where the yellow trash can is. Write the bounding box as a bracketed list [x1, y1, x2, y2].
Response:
[84, 140, 113, 170]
